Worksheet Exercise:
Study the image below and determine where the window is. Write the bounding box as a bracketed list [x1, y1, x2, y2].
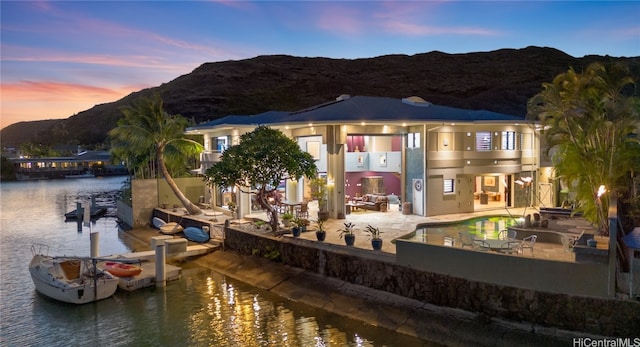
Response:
[502, 131, 516, 150]
[444, 179, 455, 194]
[213, 136, 229, 153]
[407, 132, 421, 148]
[475, 132, 492, 151]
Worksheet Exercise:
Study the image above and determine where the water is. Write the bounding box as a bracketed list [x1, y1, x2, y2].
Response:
[0, 177, 431, 346]
[406, 215, 523, 242]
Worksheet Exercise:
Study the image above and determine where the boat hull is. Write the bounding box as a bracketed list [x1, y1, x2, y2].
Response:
[29, 255, 118, 304]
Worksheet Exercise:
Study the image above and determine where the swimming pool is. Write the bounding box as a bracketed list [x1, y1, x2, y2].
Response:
[400, 215, 524, 243]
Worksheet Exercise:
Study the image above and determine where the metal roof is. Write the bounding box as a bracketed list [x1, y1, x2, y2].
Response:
[188, 95, 523, 130]
[286, 95, 522, 123]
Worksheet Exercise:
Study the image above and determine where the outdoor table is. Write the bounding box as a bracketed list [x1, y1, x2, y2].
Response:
[281, 200, 301, 214]
[474, 237, 520, 252]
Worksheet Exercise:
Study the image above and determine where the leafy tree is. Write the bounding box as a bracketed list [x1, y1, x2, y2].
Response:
[204, 126, 317, 232]
[527, 62, 640, 234]
[109, 93, 204, 215]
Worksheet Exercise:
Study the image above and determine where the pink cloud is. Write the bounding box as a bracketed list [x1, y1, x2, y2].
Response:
[0, 81, 144, 128]
[315, 5, 368, 35]
[383, 21, 502, 36]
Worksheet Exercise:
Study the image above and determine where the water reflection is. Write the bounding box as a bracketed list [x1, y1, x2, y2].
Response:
[1, 178, 432, 346]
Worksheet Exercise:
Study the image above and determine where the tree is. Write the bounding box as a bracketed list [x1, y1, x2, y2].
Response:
[109, 93, 204, 215]
[527, 62, 640, 234]
[204, 126, 317, 233]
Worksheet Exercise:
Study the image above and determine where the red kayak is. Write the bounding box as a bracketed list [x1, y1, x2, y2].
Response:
[104, 262, 142, 277]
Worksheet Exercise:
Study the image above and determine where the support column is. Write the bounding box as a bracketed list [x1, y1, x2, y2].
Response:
[326, 125, 346, 219]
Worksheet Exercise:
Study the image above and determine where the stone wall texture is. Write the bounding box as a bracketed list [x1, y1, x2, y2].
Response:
[224, 226, 640, 337]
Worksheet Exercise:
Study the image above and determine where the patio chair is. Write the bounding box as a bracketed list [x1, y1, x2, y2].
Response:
[498, 229, 517, 240]
[295, 201, 309, 218]
[519, 235, 537, 255]
[472, 239, 491, 252]
[458, 232, 474, 249]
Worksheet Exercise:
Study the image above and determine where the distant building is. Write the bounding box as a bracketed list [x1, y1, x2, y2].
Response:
[9, 150, 128, 180]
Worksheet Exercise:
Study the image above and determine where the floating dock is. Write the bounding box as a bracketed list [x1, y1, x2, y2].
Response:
[99, 237, 218, 291]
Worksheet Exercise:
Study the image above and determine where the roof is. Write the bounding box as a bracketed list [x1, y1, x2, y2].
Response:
[188, 95, 522, 131]
[188, 111, 290, 130]
[286, 95, 522, 123]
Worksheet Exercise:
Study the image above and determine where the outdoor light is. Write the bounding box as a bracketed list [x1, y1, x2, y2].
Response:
[597, 185, 607, 198]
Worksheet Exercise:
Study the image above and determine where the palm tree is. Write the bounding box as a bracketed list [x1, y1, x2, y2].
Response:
[527, 62, 640, 235]
[109, 93, 204, 215]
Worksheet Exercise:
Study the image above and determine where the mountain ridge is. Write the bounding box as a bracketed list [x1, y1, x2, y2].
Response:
[2, 46, 638, 148]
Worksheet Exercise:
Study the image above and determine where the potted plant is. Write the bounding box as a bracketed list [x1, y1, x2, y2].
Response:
[315, 218, 326, 241]
[365, 224, 383, 250]
[338, 222, 356, 246]
[310, 177, 329, 221]
[281, 212, 294, 227]
[291, 217, 305, 237]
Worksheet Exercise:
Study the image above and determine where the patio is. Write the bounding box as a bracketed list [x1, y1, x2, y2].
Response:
[243, 200, 603, 263]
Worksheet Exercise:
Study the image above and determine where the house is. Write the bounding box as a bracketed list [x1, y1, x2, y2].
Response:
[9, 150, 128, 180]
[186, 95, 551, 219]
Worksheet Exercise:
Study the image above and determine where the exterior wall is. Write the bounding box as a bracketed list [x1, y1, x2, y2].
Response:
[222, 226, 640, 336]
[129, 177, 204, 228]
[157, 177, 205, 208]
[131, 178, 158, 228]
[396, 239, 610, 297]
[116, 199, 134, 228]
[427, 174, 475, 215]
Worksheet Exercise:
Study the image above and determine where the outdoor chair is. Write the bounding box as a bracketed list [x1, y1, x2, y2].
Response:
[458, 232, 474, 249]
[519, 235, 537, 255]
[295, 201, 309, 218]
[498, 229, 517, 240]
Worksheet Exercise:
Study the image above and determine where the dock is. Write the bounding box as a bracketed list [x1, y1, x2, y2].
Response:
[99, 237, 219, 291]
[65, 196, 107, 220]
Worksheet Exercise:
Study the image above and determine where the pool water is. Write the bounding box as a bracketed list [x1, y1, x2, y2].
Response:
[404, 215, 523, 242]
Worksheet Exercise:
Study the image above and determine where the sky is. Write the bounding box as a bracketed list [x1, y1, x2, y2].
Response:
[1, 1, 639, 129]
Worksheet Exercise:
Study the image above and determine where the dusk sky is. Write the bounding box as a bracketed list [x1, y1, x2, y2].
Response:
[2, 1, 639, 129]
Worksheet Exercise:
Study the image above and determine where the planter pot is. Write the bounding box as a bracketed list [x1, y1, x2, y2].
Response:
[292, 227, 301, 237]
[344, 233, 355, 246]
[371, 238, 383, 250]
[283, 220, 292, 227]
[316, 231, 326, 241]
[301, 225, 307, 233]
[587, 238, 597, 247]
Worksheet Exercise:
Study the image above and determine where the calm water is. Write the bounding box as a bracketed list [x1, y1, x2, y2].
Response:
[0, 177, 431, 346]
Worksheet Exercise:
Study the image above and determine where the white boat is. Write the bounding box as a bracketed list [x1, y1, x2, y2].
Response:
[28, 244, 119, 304]
[160, 222, 184, 235]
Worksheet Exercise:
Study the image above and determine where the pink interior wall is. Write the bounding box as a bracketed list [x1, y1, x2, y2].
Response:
[344, 172, 401, 198]
[346, 136, 366, 152]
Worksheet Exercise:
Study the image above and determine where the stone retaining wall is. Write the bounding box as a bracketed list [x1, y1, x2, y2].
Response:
[224, 226, 640, 337]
